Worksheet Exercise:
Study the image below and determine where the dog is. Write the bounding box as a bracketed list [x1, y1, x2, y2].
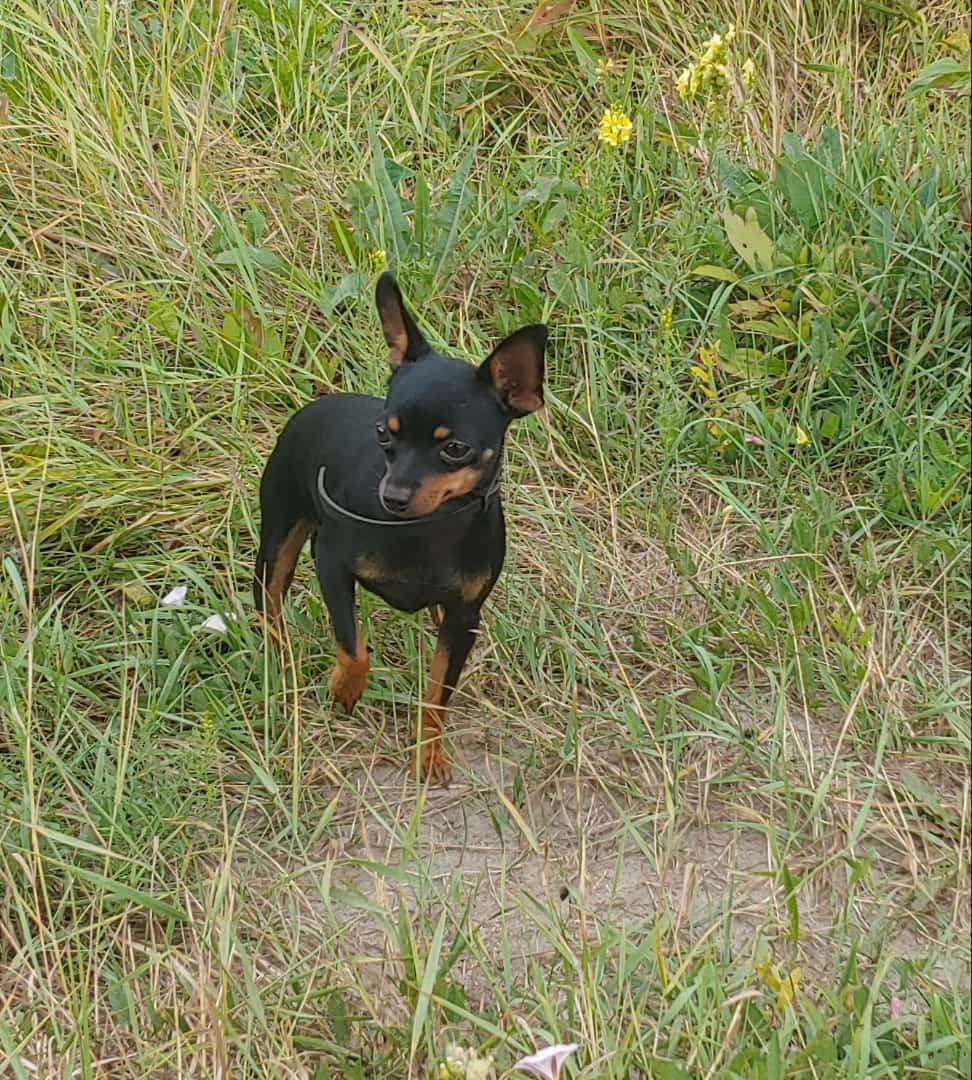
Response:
[254, 273, 546, 784]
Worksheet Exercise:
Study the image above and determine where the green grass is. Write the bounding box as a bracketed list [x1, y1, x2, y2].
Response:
[1, 1, 970, 1076]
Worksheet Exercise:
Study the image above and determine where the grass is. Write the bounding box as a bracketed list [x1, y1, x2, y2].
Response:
[0, 0, 970, 1076]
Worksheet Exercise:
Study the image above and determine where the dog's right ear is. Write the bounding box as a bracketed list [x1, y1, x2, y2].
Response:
[375, 272, 428, 370]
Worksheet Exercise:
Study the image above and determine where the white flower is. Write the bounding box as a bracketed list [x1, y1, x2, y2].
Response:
[199, 613, 230, 633]
[467, 1058, 494, 1080]
[514, 1043, 579, 1078]
[161, 585, 187, 607]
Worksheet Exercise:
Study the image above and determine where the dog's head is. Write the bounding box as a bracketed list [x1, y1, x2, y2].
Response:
[372, 272, 546, 518]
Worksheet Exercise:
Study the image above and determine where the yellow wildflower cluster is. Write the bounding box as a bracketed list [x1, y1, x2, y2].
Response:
[369, 248, 387, 271]
[741, 57, 757, 90]
[598, 104, 633, 148]
[658, 306, 674, 335]
[595, 56, 621, 79]
[676, 26, 732, 101]
[676, 25, 756, 103]
[690, 342, 719, 399]
[689, 343, 726, 440]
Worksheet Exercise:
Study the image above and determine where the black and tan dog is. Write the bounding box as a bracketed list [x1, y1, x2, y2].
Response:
[254, 273, 546, 784]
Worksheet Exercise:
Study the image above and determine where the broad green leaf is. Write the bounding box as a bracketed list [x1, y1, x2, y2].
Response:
[319, 272, 365, 317]
[432, 145, 475, 283]
[567, 26, 599, 78]
[691, 263, 739, 283]
[243, 208, 267, 244]
[907, 56, 971, 96]
[146, 296, 180, 341]
[737, 316, 797, 341]
[647, 1058, 692, 1080]
[121, 583, 155, 608]
[221, 310, 243, 346]
[729, 297, 775, 317]
[369, 133, 410, 263]
[899, 768, 961, 827]
[723, 207, 775, 272]
[241, 752, 278, 794]
[250, 247, 281, 270]
[775, 157, 830, 229]
[213, 245, 280, 271]
[808, 312, 834, 364]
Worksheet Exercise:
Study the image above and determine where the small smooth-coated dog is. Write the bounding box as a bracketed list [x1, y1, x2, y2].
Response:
[254, 273, 546, 784]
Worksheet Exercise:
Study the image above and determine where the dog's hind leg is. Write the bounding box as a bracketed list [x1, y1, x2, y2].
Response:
[255, 518, 314, 646]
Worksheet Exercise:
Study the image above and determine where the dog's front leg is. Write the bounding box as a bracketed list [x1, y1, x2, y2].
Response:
[416, 604, 481, 786]
[315, 550, 369, 712]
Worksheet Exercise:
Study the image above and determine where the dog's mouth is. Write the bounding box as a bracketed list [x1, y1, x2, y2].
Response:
[378, 493, 416, 518]
[378, 475, 422, 518]
[378, 488, 455, 519]
[378, 471, 470, 518]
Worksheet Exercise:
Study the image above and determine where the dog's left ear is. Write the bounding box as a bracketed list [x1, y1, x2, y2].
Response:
[477, 325, 546, 417]
[375, 272, 429, 369]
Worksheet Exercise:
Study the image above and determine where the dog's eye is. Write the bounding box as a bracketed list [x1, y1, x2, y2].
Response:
[441, 440, 473, 465]
[376, 423, 392, 448]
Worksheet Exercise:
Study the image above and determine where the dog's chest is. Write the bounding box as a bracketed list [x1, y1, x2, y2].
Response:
[352, 549, 467, 611]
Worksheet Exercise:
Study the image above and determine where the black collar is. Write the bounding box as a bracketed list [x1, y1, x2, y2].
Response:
[315, 466, 500, 528]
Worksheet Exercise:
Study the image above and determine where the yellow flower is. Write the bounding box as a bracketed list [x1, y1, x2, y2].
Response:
[676, 63, 699, 100]
[598, 104, 633, 147]
[698, 341, 719, 369]
[658, 306, 674, 334]
[690, 343, 719, 399]
[757, 962, 802, 1009]
[676, 25, 736, 102]
[795, 424, 809, 447]
[595, 57, 620, 79]
[741, 57, 756, 90]
[369, 248, 387, 271]
[701, 32, 727, 68]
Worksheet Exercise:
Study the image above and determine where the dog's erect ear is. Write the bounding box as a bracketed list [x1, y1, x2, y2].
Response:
[375, 272, 428, 370]
[477, 325, 546, 417]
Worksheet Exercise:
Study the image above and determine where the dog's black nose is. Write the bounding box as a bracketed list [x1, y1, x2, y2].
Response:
[381, 485, 412, 514]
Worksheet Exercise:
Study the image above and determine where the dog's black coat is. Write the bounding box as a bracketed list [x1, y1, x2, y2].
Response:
[254, 273, 546, 784]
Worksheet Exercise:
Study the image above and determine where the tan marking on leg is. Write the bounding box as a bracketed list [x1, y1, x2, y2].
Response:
[429, 605, 445, 629]
[432, 425, 451, 440]
[385, 414, 400, 433]
[262, 520, 313, 647]
[415, 642, 451, 785]
[328, 639, 369, 712]
[459, 571, 492, 605]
